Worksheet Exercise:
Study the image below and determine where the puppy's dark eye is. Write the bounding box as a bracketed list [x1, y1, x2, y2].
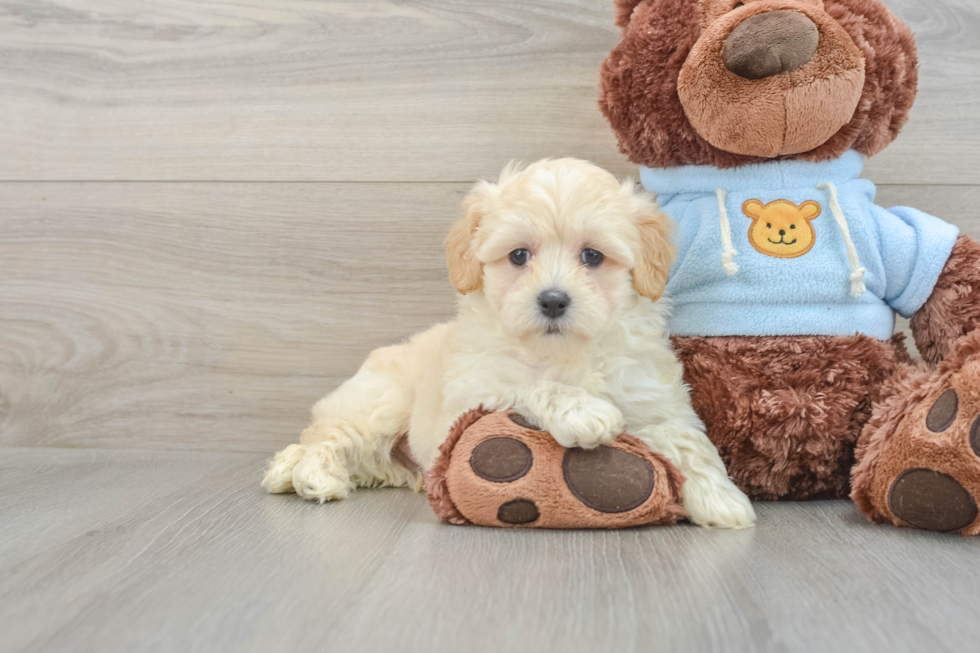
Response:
[509, 248, 530, 266]
[581, 248, 604, 267]
[733, 2, 745, 8]
[790, 224, 796, 229]
[766, 223, 771, 229]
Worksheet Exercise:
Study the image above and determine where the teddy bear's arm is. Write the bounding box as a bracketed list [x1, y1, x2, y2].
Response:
[910, 235, 980, 366]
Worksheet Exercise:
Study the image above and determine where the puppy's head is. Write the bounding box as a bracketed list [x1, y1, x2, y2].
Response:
[446, 158, 675, 345]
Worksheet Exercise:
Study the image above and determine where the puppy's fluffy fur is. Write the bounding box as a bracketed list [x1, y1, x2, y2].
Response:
[263, 158, 755, 528]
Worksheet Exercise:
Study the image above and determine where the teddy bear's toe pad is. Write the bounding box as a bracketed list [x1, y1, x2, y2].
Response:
[888, 469, 978, 533]
[497, 498, 540, 524]
[470, 437, 533, 482]
[427, 409, 687, 529]
[563, 447, 655, 513]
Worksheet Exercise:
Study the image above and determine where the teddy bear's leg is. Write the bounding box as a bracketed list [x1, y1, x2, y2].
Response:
[851, 335, 980, 534]
[851, 236, 980, 534]
[425, 409, 688, 528]
[671, 334, 909, 501]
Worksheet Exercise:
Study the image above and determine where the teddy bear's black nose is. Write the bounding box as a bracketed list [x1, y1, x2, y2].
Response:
[723, 10, 819, 80]
[779, 229, 786, 236]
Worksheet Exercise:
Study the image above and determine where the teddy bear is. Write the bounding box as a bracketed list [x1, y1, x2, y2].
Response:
[599, 0, 980, 534]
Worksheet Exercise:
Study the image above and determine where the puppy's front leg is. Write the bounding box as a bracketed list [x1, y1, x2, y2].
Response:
[634, 418, 756, 529]
[517, 381, 625, 449]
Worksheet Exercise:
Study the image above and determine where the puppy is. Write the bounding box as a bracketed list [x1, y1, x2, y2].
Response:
[263, 158, 755, 528]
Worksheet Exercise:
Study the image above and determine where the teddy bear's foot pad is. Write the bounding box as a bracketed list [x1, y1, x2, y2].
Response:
[853, 339, 980, 535]
[426, 409, 687, 529]
[888, 468, 977, 532]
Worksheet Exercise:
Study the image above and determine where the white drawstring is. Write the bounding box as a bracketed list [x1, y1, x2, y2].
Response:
[716, 182, 865, 296]
[817, 181, 867, 297]
[716, 188, 738, 275]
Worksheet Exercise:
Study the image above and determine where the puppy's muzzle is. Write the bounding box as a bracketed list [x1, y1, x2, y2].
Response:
[538, 290, 570, 319]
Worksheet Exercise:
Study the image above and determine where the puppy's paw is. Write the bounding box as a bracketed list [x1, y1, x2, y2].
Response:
[262, 444, 308, 493]
[684, 477, 756, 529]
[291, 443, 352, 503]
[546, 394, 625, 450]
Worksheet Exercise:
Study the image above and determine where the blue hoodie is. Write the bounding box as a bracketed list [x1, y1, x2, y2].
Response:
[640, 151, 960, 340]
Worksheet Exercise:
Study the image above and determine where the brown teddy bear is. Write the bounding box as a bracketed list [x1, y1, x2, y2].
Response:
[599, 0, 980, 534]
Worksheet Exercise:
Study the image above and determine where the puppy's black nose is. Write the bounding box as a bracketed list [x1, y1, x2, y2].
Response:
[538, 290, 570, 319]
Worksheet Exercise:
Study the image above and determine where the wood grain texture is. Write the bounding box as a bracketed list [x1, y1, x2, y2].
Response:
[2, 447, 980, 653]
[1, 2, 979, 651]
[0, 182, 463, 451]
[1, 183, 977, 452]
[0, 0, 976, 184]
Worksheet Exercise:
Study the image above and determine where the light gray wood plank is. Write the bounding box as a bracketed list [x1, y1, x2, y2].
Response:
[340, 499, 980, 653]
[0, 0, 975, 184]
[0, 181, 463, 451]
[2, 447, 979, 653]
[1, 182, 977, 452]
[0, 448, 260, 570]
[0, 447, 429, 653]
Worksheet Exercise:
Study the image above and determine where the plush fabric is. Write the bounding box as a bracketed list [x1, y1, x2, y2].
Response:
[910, 236, 980, 366]
[425, 407, 490, 525]
[722, 10, 819, 80]
[642, 152, 960, 338]
[677, 1, 865, 157]
[426, 410, 687, 529]
[613, 0, 647, 29]
[599, 0, 918, 168]
[851, 331, 980, 535]
[673, 332, 912, 499]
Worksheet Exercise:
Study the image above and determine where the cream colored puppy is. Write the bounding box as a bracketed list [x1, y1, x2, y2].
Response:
[263, 158, 755, 528]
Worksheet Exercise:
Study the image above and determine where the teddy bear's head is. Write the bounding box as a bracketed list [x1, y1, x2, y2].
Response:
[599, 0, 917, 168]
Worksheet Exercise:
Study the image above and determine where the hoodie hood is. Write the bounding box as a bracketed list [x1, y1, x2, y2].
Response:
[640, 150, 866, 195]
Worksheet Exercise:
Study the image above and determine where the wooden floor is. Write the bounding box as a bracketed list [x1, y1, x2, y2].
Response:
[1, 1, 978, 652]
[4, 447, 980, 653]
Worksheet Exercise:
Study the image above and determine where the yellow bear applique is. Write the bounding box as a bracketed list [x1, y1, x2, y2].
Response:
[742, 199, 821, 259]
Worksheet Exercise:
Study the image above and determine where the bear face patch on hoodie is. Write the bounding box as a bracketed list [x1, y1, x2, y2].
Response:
[640, 151, 960, 340]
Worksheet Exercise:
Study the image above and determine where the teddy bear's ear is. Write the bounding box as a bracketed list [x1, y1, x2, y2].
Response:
[799, 200, 821, 220]
[614, 0, 646, 30]
[445, 181, 493, 295]
[742, 199, 765, 219]
[627, 185, 676, 302]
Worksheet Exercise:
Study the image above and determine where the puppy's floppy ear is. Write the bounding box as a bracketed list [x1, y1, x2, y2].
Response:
[626, 183, 676, 302]
[445, 181, 493, 295]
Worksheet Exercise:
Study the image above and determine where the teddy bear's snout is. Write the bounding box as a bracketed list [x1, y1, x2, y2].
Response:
[723, 10, 819, 80]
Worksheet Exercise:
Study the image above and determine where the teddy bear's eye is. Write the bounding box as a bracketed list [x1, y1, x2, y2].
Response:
[790, 224, 796, 229]
[766, 223, 771, 229]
